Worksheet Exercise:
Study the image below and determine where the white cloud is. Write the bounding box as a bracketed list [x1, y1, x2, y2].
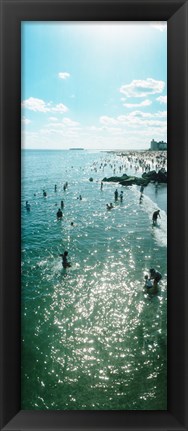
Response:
[62, 117, 80, 127]
[120, 78, 165, 98]
[100, 116, 118, 126]
[22, 128, 162, 150]
[21, 97, 50, 112]
[99, 110, 167, 129]
[123, 99, 152, 108]
[21, 117, 31, 125]
[49, 117, 58, 121]
[39, 123, 81, 141]
[38, 110, 166, 148]
[156, 95, 167, 104]
[58, 72, 70, 80]
[103, 127, 124, 135]
[52, 103, 68, 113]
[47, 117, 80, 129]
[22, 97, 68, 113]
[126, 110, 167, 119]
[88, 126, 103, 132]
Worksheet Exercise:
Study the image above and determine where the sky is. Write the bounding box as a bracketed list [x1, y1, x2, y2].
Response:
[21, 21, 167, 150]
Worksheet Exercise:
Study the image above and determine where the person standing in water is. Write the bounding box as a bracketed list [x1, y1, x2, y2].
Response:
[152, 210, 160, 226]
[114, 189, 118, 201]
[57, 208, 63, 219]
[59, 251, 71, 269]
[149, 268, 162, 288]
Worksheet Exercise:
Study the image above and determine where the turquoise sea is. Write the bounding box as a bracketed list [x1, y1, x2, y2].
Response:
[21, 149, 167, 410]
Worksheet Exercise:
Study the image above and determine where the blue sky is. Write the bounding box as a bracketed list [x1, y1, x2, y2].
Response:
[21, 22, 167, 150]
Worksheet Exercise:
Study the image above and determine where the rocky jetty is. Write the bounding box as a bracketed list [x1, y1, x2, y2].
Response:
[103, 169, 167, 187]
[142, 169, 167, 183]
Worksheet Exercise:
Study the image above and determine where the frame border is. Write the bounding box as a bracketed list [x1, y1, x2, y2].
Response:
[0, 0, 188, 430]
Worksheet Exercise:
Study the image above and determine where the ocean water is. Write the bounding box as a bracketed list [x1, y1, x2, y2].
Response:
[21, 149, 167, 410]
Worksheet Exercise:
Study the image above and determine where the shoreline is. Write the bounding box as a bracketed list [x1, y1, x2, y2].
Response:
[100, 149, 167, 213]
[140, 182, 167, 213]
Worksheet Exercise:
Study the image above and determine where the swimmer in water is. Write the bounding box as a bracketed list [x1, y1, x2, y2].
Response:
[26, 201, 30, 211]
[144, 275, 153, 289]
[149, 268, 162, 288]
[59, 251, 71, 269]
[57, 208, 63, 219]
[106, 203, 113, 210]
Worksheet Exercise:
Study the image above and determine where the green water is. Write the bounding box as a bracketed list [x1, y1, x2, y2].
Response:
[21, 150, 167, 410]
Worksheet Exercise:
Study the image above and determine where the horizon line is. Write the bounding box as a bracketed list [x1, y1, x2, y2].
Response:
[21, 147, 156, 152]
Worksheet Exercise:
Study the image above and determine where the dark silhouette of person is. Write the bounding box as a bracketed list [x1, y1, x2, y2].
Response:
[59, 251, 71, 269]
[57, 208, 63, 219]
[152, 210, 160, 225]
[114, 189, 118, 201]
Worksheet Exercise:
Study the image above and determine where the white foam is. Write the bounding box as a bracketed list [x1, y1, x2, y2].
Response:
[132, 186, 167, 247]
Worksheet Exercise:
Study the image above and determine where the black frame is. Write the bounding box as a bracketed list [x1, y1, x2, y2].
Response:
[0, 0, 188, 430]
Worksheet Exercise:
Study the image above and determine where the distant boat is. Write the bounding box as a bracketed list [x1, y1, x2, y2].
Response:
[69, 147, 84, 150]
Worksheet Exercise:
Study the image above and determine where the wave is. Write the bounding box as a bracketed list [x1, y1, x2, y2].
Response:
[131, 185, 167, 247]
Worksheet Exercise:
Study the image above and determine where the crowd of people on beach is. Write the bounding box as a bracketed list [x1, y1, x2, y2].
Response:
[24, 150, 166, 292]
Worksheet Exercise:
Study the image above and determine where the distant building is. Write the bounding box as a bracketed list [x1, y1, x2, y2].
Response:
[150, 139, 167, 151]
